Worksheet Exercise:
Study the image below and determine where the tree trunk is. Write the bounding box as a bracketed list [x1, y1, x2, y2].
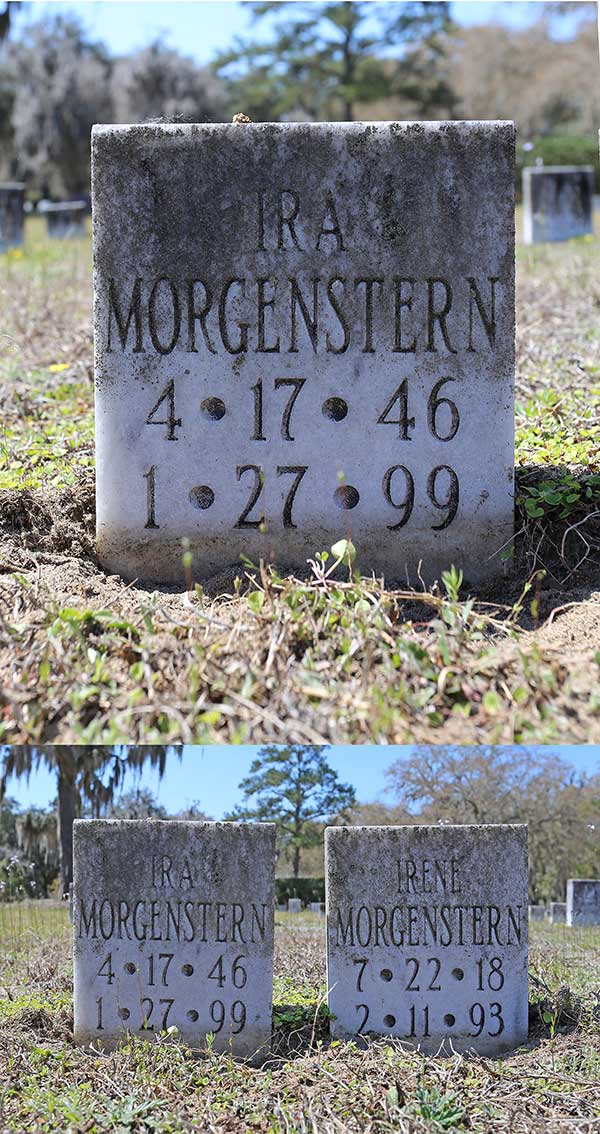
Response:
[292, 843, 301, 878]
[57, 752, 77, 897]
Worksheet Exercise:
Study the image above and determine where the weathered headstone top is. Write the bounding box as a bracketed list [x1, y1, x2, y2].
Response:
[523, 166, 594, 244]
[326, 823, 528, 1055]
[73, 820, 276, 1059]
[566, 879, 600, 927]
[0, 182, 25, 252]
[92, 120, 515, 585]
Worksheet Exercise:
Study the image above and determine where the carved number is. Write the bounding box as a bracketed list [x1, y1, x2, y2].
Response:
[208, 955, 248, 989]
[377, 379, 415, 440]
[356, 1004, 370, 1034]
[140, 997, 174, 1031]
[235, 465, 308, 529]
[209, 1000, 247, 1034]
[383, 465, 414, 529]
[427, 377, 460, 442]
[144, 465, 159, 529]
[405, 958, 442, 992]
[235, 465, 264, 529]
[409, 1005, 430, 1037]
[354, 959, 368, 992]
[469, 1003, 504, 1037]
[251, 377, 306, 441]
[145, 379, 181, 440]
[427, 466, 459, 530]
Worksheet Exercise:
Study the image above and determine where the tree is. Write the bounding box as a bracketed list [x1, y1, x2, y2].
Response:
[111, 40, 226, 125]
[5, 14, 113, 196]
[229, 745, 356, 876]
[0, 2, 25, 42]
[0, 746, 179, 895]
[385, 746, 600, 902]
[215, 1, 455, 123]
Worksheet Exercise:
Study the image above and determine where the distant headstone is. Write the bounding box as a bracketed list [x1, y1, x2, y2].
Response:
[92, 121, 515, 585]
[45, 201, 87, 239]
[528, 905, 546, 921]
[0, 182, 25, 252]
[326, 824, 528, 1055]
[566, 879, 600, 927]
[288, 898, 302, 914]
[310, 902, 322, 914]
[550, 902, 566, 924]
[73, 819, 276, 1060]
[523, 166, 594, 244]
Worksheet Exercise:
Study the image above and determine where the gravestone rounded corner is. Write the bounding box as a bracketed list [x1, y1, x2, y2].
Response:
[92, 120, 515, 586]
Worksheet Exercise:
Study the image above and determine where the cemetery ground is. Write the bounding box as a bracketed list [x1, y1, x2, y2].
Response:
[0, 903, 599, 1133]
[0, 216, 599, 745]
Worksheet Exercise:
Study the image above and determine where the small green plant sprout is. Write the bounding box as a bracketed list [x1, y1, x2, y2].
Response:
[413, 1085, 467, 1129]
[441, 565, 464, 603]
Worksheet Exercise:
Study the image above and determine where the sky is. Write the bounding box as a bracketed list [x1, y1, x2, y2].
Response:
[10, 1, 590, 63]
[4, 745, 599, 815]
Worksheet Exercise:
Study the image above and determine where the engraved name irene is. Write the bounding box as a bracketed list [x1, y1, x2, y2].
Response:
[101, 190, 503, 536]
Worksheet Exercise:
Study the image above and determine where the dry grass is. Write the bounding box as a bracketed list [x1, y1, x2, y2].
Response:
[0, 904, 599, 1133]
[0, 217, 599, 745]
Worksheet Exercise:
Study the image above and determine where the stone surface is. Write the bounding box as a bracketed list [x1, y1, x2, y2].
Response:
[566, 879, 600, 926]
[523, 166, 594, 244]
[550, 902, 566, 924]
[92, 121, 515, 585]
[0, 183, 24, 251]
[310, 902, 323, 913]
[46, 200, 87, 238]
[528, 905, 546, 921]
[73, 820, 276, 1059]
[325, 824, 528, 1055]
[288, 898, 302, 913]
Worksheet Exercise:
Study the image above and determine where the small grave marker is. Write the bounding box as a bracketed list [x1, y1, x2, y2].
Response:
[325, 823, 528, 1055]
[523, 166, 594, 244]
[550, 902, 566, 924]
[73, 819, 276, 1060]
[0, 182, 24, 252]
[92, 121, 515, 584]
[288, 898, 302, 914]
[44, 200, 87, 239]
[528, 905, 546, 921]
[566, 879, 600, 926]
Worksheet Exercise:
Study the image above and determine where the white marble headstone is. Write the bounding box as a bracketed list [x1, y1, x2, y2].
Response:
[92, 121, 515, 585]
[566, 879, 600, 927]
[326, 823, 528, 1055]
[73, 820, 276, 1060]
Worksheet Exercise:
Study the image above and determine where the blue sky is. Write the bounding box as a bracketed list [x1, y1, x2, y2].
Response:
[12, 2, 588, 62]
[4, 746, 599, 815]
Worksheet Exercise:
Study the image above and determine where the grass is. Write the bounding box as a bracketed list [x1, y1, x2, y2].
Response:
[0, 217, 599, 744]
[0, 903, 598, 1133]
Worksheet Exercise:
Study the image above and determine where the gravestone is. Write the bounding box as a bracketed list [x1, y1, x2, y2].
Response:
[0, 183, 25, 252]
[73, 819, 276, 1059]
[566, 879, 600, 927]
[550, 902, 566, 924]
[528, 905, 546, 921]
[310, 902, 323, 914]
[326, 823, 528, 1055]
[288, 898, 302, 914]
[523, 167, 594, 244]
[92, 121, 515, 585]
[45, 200, 87, 239]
